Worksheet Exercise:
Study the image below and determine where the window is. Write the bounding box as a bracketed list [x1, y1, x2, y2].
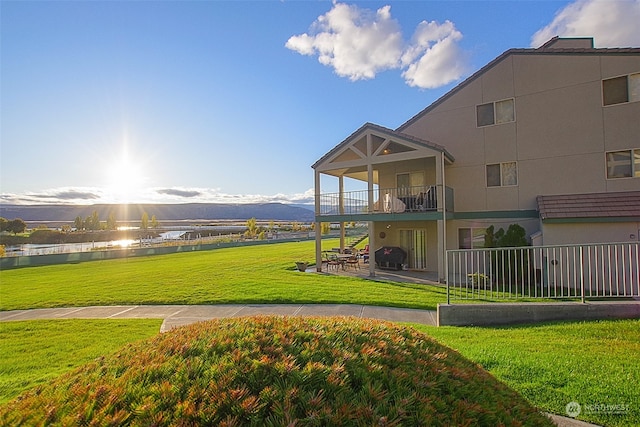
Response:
[487, 162, 517, 187]
[397, 172, 424, 197]
[495, 99, 515, 123]
[476, 103, 494, 127]
[606, 149, 640, 178]
[459, 228, 487, 249]
[603, 73, 640, 106]
[477, 99, 514, 127]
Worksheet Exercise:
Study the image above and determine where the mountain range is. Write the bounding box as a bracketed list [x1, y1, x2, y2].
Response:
[0, 203, 315, 223]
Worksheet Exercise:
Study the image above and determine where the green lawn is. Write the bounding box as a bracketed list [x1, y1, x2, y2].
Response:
[0, 240, 447, 311]
[0, 319, 162, 404]
[414, 319, 640, 427]
[1, 240, 639, 426]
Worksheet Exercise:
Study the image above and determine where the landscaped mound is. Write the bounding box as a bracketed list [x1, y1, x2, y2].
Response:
[0, 316, 553, 426]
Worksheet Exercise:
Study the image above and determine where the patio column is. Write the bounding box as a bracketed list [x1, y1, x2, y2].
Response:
[367, 158, 375, 277]
[315, 169, 323, 272]
[339, 175, 345, 252]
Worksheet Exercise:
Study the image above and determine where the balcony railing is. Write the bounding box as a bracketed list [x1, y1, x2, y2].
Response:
[318, 185, 453, 216]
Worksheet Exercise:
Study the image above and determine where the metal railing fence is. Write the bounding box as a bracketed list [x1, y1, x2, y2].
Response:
[318, 185, 453, 216]
[446, 242, 639, 303]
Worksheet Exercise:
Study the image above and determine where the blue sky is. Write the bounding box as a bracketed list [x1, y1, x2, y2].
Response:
[2, 0, 639, 206]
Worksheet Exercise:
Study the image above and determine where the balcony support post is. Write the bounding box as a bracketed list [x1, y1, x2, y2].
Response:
[339, 176, 345, 252]
[367, 147, 376, 277]
[315, 170, 323, 272]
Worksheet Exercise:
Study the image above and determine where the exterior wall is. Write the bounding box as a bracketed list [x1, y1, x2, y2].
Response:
[371, 221, 438, 271]
[541, 222, 640, 245]
[400, 52, 640, 215]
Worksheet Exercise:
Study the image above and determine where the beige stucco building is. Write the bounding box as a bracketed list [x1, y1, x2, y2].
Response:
[312, 37, 640, 281]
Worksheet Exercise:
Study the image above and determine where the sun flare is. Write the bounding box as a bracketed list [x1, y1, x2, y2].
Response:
[105, 148, 148, 203]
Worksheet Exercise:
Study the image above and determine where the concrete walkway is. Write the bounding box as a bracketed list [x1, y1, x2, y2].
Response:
[0, 304, 438, 332]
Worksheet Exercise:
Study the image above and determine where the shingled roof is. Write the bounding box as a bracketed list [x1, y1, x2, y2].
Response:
[537, 191, 640, 221]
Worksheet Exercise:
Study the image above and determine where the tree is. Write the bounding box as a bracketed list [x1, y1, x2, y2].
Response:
[141, 212, 149, 230]
[74, 216, 84, 231]
[321, 222, 331, 235]
[150, 215, 159, 229]
[83, 211, 100, 231]
[6, 218, 27, 234]
[0, 244, 5, 258]
[107, 211, 117, 231]
[245, 217, 258, 238]
[498, 224, 528, 247]
[0, 217, 8, 232]
[485, 224, 529, 285]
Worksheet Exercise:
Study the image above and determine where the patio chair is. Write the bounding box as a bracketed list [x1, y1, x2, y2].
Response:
[345, 254, 360, 270]
[323, 252, 342, 271]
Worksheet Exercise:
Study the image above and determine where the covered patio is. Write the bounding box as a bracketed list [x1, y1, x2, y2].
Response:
[311, 123, 455, 281]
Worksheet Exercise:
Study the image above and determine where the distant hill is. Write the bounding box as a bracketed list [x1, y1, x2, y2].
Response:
[0, 203, 315, 223]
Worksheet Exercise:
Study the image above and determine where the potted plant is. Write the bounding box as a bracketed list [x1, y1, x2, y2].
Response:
[295, 261, 308, 272]
[467, 272, 489, 288]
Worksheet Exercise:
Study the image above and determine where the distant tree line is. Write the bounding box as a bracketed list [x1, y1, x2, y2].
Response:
[73, 211, 158, 231]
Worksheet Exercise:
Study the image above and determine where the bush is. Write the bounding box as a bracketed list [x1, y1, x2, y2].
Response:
[0, 317, 552, 426]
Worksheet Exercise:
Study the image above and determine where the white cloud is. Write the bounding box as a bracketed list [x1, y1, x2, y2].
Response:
[401, 21, 468, 89]
[286, 2, 468, 88]
[532, 0, 640, 48]
[0, 186, 315, 206]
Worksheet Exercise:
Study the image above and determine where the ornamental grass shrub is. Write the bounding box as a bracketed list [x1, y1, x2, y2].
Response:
[0, 317, 553, 426]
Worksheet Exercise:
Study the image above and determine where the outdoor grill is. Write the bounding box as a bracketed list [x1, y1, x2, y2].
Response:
[374, 246, 407, 270]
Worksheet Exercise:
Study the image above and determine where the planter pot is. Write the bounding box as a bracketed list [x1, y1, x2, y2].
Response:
[296, 262, 308, 272]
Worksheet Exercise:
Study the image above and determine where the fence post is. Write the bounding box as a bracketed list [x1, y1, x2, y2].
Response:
[579, 246, 585, 303]
[445, 250, 450, 304]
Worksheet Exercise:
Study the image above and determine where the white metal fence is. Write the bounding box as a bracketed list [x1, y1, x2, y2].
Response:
[446, 242, 640, 302]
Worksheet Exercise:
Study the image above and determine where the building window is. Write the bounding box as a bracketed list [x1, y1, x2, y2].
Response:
[606, 149, 640, 178]
[477, 99, 515, 127]
[603, 73, 640, 106]
[459, 228, 487, 249]
[487, 162, 518, 187]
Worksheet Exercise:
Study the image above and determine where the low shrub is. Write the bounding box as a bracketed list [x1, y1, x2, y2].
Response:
[0, 317, 552, 426]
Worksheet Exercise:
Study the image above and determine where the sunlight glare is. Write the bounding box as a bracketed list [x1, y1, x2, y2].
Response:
[105, 144, 148, 203]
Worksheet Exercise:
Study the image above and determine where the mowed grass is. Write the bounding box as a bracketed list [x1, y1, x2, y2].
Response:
[414, 319, 640, 427]
[0, 319, 162, 404]
[0, 240, 447, 311]
[2, 240, 639, 425]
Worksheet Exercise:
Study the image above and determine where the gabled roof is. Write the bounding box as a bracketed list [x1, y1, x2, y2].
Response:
[397, 38, 640, 132]
[537, 191, 640, 221]
[312, 122, 454, 170]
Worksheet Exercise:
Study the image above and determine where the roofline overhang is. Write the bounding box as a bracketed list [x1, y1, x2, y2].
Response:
[312, 122, 454, 171]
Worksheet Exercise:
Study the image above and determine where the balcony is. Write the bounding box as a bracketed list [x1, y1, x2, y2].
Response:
[317, 185, 454, 218]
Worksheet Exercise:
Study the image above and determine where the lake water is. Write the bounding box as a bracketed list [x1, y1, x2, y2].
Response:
[7, 240, 139, 256]
[4, 225, 314, 257]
